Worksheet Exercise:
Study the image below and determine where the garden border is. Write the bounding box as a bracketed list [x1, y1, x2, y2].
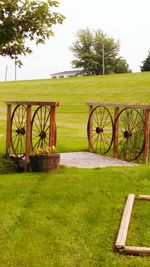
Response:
[115, 194, 150, 255]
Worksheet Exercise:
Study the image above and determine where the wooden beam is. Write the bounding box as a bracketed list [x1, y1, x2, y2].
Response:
[144, 109, 150, 163]
[25, 105, 32, 170]
[113, 107, 119, 158]
[138, 195, 150, 200]
[5, 100, 59, 107]
[86, 102, 150, 110]
[6, 104, 11, 157]
[50, 106, 56, 147]
[115, 194, 135, 249]
[125, 246, 150, 255]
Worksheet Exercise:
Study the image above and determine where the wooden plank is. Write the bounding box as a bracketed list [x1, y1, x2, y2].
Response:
[5, 100, 60, 107]
[113, 107, 119, 158]
[115, 194, 135, 249]
[86, 102, 150, 110]
[138, 195, 150, 200]
[24, 105, 32, 170]
[144, 109, 150, 163]
[125, 246, 150, 255]
[50, 106, 56, 147]
[6, 104, 11, 157]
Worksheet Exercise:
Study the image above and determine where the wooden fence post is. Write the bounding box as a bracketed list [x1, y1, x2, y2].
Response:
[113, 107, 119, 158]
[50, 106, 56, 146]
[25, 105, 32, 170]
[144, 109, 150, 163]
[6, 104, 12, 157]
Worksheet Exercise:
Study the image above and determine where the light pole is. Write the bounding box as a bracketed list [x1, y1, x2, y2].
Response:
[15, 57, 17, 81]
[102, 42, 105, 75]
[5, 65, 8, 82]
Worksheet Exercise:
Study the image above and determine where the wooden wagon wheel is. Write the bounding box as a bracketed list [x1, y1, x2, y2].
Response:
[11, 104, 27, 158]
[115, 108, 145, 161]
[87, 105, 114, 154]
[31, 105, 56, 151]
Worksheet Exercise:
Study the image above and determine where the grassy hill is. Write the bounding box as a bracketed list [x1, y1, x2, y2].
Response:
[0, 71, 150, 153]
[1, 72, 150, 266]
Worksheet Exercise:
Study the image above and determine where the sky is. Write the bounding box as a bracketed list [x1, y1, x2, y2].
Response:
[0, 0, 150, 81]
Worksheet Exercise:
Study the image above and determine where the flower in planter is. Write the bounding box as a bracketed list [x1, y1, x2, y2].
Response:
[33, 146, 56, 155]
[30, 146, 60, 172]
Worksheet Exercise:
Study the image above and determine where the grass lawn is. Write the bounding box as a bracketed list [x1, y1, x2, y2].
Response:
[1, 72, 150, 266]
[1, 166, 150, 267]
[0, 72, 150, 153]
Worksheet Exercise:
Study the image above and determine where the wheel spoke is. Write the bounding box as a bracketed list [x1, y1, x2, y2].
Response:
[43, 107, 50, 131]
[116, 108, 144, 161]
[31, 106, 56, 151]
[87, 106, 113, 154]
[11, 105, 27, 158]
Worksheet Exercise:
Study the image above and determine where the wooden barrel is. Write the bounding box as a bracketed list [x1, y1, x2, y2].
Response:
[30, 153, 60, 172]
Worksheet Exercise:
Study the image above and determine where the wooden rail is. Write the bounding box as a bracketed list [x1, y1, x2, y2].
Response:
[115, 194, 135, 249]
[115, 194, 150, 255]
[6, 100, 59, 107]
[87, 102, 150, 110]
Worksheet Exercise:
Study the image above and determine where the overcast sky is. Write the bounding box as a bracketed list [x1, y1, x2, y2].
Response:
[0, 0, 150, 81]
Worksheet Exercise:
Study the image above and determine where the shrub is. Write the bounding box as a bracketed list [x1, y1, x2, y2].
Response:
[0, 157, 18, 174]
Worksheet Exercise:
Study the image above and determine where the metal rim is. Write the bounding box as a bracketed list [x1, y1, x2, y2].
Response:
[31, 105, 56, 151]
[116, 108, 145, 161]
[11, 104, 27, 158]
[87, 105, 114, 154]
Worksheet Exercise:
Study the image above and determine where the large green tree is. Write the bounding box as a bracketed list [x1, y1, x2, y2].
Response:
[140, 51, 150, 72]
[0, 0, 64, 66]
[70, 28, 131, 75]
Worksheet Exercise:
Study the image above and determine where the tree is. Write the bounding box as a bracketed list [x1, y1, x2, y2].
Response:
[140, 51, 150, 71]
[114, 57, 131, 73]
[70, 29, 95, 75]
[70, 28, 131, 75]
[0, 0, 65, 66]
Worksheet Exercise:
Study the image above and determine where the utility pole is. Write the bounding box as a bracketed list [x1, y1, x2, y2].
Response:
[15, 57, 17, 81]
[5, 65, 8, 82]
[102, 42, 105, 75]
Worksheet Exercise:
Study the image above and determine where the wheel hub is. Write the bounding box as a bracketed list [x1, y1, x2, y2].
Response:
[16, 127, 26, 135]
[124, 130, 132, 139]
[39, 131, 46, 139]
[96, 127, 103, 134]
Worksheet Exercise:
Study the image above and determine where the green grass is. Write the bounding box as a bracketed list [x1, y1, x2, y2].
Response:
[0, 72, 150, 153]
[1, 166, 150, 266]
[1, 72, 150, 266]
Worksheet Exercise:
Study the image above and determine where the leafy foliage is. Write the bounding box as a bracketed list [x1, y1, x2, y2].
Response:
[70, 28, 131, 75]
[140, 51, 150, 71]
[0, 0, 65, 66]
[0, 156, 18, 173]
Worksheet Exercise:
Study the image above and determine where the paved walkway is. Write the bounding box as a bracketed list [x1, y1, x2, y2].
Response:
[60, 152, 137, 168]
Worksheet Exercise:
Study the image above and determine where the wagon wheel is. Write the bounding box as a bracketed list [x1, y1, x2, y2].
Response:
[116, 108, 145, 161]
[87, 106, 114, 154]
[31, 105, 56, 151]
[11, 104, 27, 158]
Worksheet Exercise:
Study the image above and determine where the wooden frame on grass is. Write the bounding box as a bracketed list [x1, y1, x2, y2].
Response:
[87, 102, 150, 163]
[115, 194, 150, 255]
[5, 101, 59, 170]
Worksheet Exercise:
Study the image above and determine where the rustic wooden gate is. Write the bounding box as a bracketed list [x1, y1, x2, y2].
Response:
[5, 101, 59, 169]
[87, 102, 150, 163]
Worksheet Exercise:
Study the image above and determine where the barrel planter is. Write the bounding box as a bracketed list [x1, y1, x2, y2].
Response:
[29, 153, 60, 172]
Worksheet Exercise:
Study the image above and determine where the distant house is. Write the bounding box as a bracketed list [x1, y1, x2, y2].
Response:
[50, 70, 82, 78]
